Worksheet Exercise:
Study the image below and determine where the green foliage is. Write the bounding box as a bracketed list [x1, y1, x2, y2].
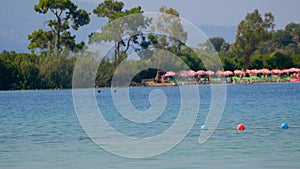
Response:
[201, 37, 225, 52]
[272, 30, 293, 47]
[148, 6, 187, 54]
[232, 9, 275, 70]
[73, 51, 98, 88]
[292, 54, 300, 67]
[180, 52, 203, 71]
[220, 55, 241, 71]
[249, 55, 265, 69]
[96, 58, 114, 87]
[93, 0, 126, 21]
[0, 50, 75, 90]
[265, 51, 293, 69]
[28, 29, 54, 53]
[285, 22, 300, 44]
[91, 0, 148, 63]
[0, 51, 18, 89]
[42, 53, 75, 88]
[29, 0, 90, 54]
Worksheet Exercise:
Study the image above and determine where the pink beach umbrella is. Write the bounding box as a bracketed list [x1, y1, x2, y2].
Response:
[224, 70, 233, 76]
[178, 70, 190, 77]
[234, 70, 245, 76]
[164, 71, 176, 77]
[246, 69, 258, 75]
[280, 69, 289, 74]
[288, 67, 300, 73]
[258, 68, 271, 74]
[216, 70, 233, 76]
[188, 70, 197, 76]
[271, 68, 281, 74]
[206, 70, 215, 76]
[196, 70, 206, 75]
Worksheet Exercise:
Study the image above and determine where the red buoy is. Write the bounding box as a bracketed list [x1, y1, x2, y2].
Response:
[237, 124, 245, 131]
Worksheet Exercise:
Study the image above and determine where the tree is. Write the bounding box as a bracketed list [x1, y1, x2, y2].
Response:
[91, 0, 149, 63]
[272, 30, 292, 48]
[285, 22, 300, 44]
[232, 9, 274, 70]
[93, 0, 127, 21]
[148, 6, 187, 54]
[266, 51, 293, 69]
[292, 54, 300, 67]
[96, 58, 114, 87]
[0, 51, 42, 90]
[249, 55, 265, 69]
[220, 56, 240, 71]
[0, 51, 17, 89]
[200, 37, 226, 52]
[220, 42, 230, 53]
[146, 6, 189, 80]
[28, 0, 90, 55]
[14, 53, 40, 89]
[28, 29, 54, 54]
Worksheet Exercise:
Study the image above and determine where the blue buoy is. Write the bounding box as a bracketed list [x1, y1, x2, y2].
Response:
[281, 122, 288, 129]
[201, 125, 208, 130]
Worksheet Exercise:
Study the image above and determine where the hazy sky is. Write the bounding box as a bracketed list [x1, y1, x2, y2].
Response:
[76, 0, 299, 28]
[0, 0, 299, 52]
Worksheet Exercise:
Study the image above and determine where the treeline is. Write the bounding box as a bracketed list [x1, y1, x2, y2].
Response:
[0, 51, 75, 90]
[216, 20, 300, 71]
[1, 0, 300, 90]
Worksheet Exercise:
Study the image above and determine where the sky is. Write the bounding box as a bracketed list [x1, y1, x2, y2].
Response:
[0, 0, 299, 53]
[75, 0, 300, 28]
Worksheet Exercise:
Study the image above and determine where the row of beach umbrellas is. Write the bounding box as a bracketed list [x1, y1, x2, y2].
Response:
[163, 68, 300, 77]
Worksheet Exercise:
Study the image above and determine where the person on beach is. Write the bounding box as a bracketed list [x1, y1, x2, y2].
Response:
[295, 72, 299, 81]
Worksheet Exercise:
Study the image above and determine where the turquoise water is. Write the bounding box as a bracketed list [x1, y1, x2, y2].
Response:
[1, 83, 300, 168]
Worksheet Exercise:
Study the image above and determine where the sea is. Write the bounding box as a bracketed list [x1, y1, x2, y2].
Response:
[1, 82, 300, 169]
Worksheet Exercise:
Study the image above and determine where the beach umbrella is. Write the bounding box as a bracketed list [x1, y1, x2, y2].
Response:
[258, 68, 271, 74]
[234, 70, 245, 75]
[188, 70, 197, 76]
[271, 68, 281, 74]
[288, 67, 300, 73]
[205, 70, 215, 76]
[178, 70, 190, 77]
[246, 69, 258, 75]
[280, 69, 289, 74]
[196, 70, 206, 75]
[224, 70, 233, 76]
[164, 71, 176, 77]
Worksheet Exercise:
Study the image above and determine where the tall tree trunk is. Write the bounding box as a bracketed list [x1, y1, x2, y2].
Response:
[114, 42, 117, 64]
[123, 36, 132, 54]
[56, 17, 61, 56]
[243, 52, 250, 71]
[155, 69, 159, 83]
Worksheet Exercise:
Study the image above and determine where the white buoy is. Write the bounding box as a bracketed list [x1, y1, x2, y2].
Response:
[201, 125, 208, 130]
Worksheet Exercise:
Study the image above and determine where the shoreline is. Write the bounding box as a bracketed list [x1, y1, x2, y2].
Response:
[1, 80, 299, 92]
[142, 81, 298, 87]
